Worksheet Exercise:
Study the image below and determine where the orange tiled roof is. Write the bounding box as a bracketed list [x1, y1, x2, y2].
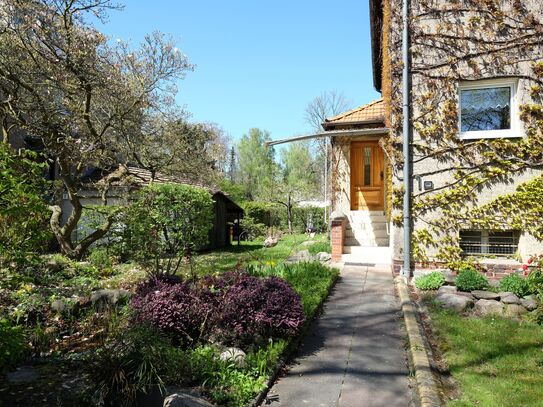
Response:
[324, 98, 384, 126]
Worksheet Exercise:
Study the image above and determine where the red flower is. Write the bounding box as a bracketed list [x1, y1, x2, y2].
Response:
[527, 258, 533, 265]
[522, 264, 529, 271]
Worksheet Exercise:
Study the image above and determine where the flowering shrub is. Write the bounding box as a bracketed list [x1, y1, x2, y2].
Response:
[213, 275, 305, 345]
[526, 255, 543, 302]
[130, 276, 207, 343]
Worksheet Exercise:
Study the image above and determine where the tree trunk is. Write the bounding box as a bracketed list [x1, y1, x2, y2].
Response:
[287, 193, 293, 234]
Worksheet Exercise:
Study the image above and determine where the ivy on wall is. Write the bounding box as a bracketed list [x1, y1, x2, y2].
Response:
[382, 0, 543, 268]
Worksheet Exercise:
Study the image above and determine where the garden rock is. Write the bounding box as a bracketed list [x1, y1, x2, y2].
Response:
[505, 304, 528, 318]
[441, 269, 456, 285]
[500, 292, 521, 305]
[437, 285, 457, 295]
[471, 290, 500, 300]
[521, 296, 538, 311]
[286, 250, 314, 264]
[90, 289, 130, 310]
[316, 252, 332, 263]
[474, 299, 504, 316]
[263, 237, 278, 248]
[6, 366, 39, 383]
[219, 347, 246, 368]
[435, 293, 473, 312]
[163, 390, 214, 407]
[44, 258, 63, 272]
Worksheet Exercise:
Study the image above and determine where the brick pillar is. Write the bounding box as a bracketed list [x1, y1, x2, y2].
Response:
[331, 216, 346, 263]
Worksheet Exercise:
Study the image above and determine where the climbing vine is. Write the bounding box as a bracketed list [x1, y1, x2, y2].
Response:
[383, 0, 543, 268]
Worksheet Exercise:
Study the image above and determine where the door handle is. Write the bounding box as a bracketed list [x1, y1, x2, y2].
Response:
[380, 171, 384, 181]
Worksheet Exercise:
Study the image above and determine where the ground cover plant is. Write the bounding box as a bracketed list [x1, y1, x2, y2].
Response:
[427, 303, 543, 406]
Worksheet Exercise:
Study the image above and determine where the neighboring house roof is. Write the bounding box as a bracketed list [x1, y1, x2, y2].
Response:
[93, 165, 243, 212]
[322, 99, 385, 130]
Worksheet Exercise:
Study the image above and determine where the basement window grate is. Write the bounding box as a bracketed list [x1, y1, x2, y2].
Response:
[459, 230, 519, 257]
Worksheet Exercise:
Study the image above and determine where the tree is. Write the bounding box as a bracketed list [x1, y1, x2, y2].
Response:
[236, 128, 276, 200]
[304, 90, 352, 133]
[0, 0, 195, 259]
[273, 141, 319, 233]
[304, 91, 352, 210]
[228, 146, 236, 182]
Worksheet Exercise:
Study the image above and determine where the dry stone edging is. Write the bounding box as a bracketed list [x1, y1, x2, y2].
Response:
[473, 299, 504, 316]
[396, 277, 442, 407]
[435, 293, 474, 313]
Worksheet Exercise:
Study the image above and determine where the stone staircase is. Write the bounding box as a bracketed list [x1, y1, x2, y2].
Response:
[342, 211, 392, 265]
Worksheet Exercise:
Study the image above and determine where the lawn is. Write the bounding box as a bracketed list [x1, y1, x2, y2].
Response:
[184, 233, 329, 277]
[427, 304, 543, 406]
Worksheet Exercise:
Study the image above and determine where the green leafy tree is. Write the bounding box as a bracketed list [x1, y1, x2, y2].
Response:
[237, 128, 276, 200]
[122, 183, 213, 277]
[0, 143, 51, 267]
[273, 142, 319, 233]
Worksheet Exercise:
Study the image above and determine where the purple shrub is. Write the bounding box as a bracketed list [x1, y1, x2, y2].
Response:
[130, 272, 305, 346]
[214, 275, 305, 345]
[130, 278, 206, 342]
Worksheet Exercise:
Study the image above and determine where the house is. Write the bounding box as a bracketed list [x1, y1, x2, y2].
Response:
[64, 165, 244, 251]
[329, 0, 543, 275]
[51, 166, 243, 249]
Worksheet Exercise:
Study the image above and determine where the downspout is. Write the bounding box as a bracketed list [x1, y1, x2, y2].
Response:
[402, 0, 412, 278]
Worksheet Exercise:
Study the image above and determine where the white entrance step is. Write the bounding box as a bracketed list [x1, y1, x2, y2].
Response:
[342, 246, 392, 265]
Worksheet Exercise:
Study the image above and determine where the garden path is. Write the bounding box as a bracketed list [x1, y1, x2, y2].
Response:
[263, 265, 414, 407]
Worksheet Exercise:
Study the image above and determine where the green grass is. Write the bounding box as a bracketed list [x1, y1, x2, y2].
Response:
[428, 303, 543, 406]
[182, 233, 315, 277]
[307, 239, 331, 255]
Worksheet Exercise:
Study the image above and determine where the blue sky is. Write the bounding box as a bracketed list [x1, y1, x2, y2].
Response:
[96, 1, 380, 142]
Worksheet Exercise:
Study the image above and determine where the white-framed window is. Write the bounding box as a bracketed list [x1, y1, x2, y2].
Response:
[458, 78, 520, 140]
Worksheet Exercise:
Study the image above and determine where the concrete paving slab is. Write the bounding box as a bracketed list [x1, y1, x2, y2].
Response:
[263, 266, 414, 407]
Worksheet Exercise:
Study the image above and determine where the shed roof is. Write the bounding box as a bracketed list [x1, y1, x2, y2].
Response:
[323, 99, 384, 129]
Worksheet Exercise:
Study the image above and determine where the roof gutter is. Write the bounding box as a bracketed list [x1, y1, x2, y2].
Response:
[265, 127, 390, 147]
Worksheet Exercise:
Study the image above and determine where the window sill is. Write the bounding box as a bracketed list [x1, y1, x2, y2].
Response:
[459, 130, 522, 140]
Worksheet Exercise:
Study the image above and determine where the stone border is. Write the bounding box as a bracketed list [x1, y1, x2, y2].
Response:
[248, 268, 341, 407]
[395, 276, 442, 407]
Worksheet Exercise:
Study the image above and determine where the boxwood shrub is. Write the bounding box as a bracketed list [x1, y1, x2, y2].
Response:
[415, 271, 445, 290]
[455, 268, 488, 292]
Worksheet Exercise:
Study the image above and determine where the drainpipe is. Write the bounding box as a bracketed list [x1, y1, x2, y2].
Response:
[402, 0, 412, 278]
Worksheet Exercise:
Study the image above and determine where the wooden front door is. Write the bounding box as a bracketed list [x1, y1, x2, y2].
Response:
[350, 141, 385, 210]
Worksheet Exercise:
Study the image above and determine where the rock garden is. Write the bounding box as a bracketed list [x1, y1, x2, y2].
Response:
[412, 255, 543, 406]
[413, 256, 543, 321]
